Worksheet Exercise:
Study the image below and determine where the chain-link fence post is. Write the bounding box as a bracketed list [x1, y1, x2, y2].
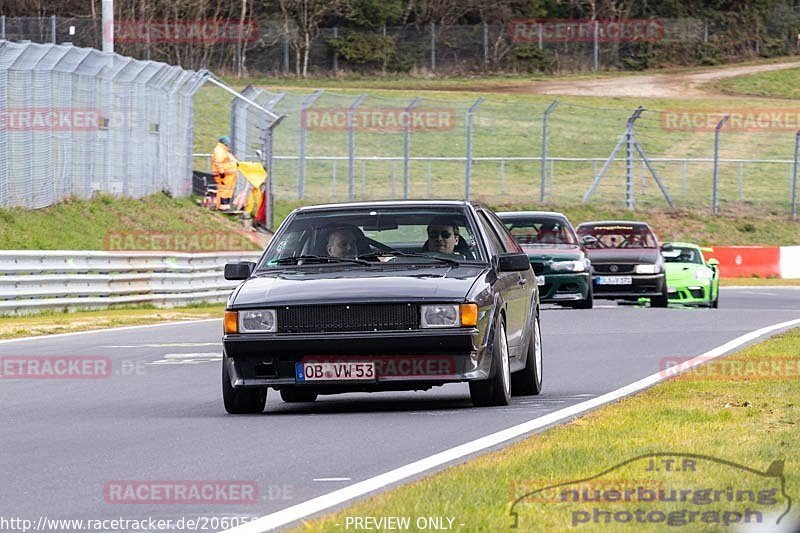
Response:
[403, 97, 421, 199]
[482, 23, 488, 69]
[593, 19, 599, 71]
[712, 115, 729, 215]
[1, 16, 5, 40]
[430, 23, 436, 72]
[465, 97, 484, 200]
[348, 94, 367, 200]
[540, 100, 559, 204]
[792, 130, 799, 220]
[332, 27, 338, 72]
[298, 90, 323, 200]
[282, 34, 290, 74]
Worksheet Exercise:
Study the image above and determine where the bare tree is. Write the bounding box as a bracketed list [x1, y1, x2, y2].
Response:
[277, 0, 341, 77]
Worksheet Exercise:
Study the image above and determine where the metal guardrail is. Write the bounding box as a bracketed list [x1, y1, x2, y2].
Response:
[0, 251, 262, 315]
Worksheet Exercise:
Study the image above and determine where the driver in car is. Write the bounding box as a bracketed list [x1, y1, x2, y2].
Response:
[326, 227, 360, 258]
[424, 218, 461, 255]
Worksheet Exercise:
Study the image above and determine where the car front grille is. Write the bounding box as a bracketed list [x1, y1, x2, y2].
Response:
[277, 304, 419, 333]
[593, 263, 636, 274]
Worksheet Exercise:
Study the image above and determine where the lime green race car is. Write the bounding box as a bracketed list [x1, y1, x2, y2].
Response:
[662, 242, 720, 308]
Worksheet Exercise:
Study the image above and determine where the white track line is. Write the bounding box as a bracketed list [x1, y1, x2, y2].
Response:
[0, 318, 219, 344]
[222, 317, 800, 533]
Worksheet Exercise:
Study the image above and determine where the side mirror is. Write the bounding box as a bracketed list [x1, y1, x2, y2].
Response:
[707, 258, 719, 269]
[224, 261, 255, 280]
[660, 242, 673, 252]
[497, 253, 531, 272]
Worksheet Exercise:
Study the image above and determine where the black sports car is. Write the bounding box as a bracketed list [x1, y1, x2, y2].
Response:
[221, 200, 542, 413]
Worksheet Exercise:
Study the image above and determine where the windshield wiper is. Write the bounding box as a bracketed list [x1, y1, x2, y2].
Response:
[358, 250, 459, 266]
[274, 255, 371, 266]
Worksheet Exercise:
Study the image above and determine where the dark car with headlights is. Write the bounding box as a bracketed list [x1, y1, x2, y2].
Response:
[498, 211, 592, 309]
[575, 221, 670, 307]
[221, 201, 542, 413]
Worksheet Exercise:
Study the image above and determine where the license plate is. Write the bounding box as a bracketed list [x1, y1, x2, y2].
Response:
[537, 276, 545, 286]
[295, 361, 376, 382]
[596, 275, 632, 285]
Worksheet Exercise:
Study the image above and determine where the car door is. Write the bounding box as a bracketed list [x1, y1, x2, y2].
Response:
[476, 210, 529, 359]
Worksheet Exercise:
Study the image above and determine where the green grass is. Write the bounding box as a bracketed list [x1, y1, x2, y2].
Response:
[195, 81, 800, 215]
[294, 328, 800, 532]
[0, 303, 225, 339]
[0, 192, 261, 250]
[2, 195, 796, 249]
[716, 67, 800, 99]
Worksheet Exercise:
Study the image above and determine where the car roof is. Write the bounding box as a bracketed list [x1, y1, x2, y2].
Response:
[294, 200, 487, 212]
[669, 242, 702, 249]
[496, 210, 570, 219]
[576, 220, 653, 229]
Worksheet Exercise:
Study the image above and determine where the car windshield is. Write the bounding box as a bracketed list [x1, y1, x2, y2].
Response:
[258, 206, 485, 268]
[502, 217, 577, 245]
[662, 247, 703, 264]
[577, 224, 657, 249]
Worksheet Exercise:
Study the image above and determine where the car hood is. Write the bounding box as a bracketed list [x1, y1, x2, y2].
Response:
[231, 265, 487, 307]
[665, 262, 705, 282]
[585, 248, 661, 264]
[520, 244, 583, 261]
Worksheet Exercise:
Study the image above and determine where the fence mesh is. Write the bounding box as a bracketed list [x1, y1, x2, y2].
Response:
[0, 40, 206, 208]
[198, 90, 800, 217]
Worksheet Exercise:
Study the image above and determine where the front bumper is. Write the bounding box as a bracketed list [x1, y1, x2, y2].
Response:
[223, 328, 491, 389]
[591, 273, 666, 299]
[668, 283, 712, 305]
[537, 272, 591, 303]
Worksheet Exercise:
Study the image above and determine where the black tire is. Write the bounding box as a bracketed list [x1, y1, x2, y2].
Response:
[651, 282, 669, 308]
[711, 294, 719, 308]
[572, 283, 594, 309]
[511, 313, 543, 396]
[470, 319, 512, 407]
[279, 388, 318, 403]
[222, 360, 267, 414]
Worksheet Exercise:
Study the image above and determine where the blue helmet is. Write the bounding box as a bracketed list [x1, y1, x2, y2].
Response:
[218, 135, 231, 146]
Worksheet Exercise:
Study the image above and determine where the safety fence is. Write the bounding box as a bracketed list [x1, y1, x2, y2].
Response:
[198, 89, 800, 219]
[0, 39, 207, 208]
[0, 251, 261, 315]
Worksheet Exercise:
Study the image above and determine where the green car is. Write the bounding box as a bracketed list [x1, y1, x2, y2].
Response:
[498, 211, 593, 309]
[662, 242, 720, 308]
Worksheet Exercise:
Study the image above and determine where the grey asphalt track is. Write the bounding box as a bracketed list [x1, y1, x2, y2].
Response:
[0, 287, 798, 530]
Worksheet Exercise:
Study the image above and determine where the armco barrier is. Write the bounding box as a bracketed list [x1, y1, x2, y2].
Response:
[0, 251, 262, 315]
